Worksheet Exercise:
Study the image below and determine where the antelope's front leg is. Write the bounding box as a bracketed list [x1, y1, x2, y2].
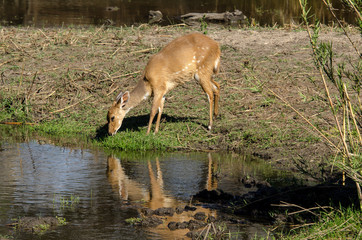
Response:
[147, 92, 166, 134]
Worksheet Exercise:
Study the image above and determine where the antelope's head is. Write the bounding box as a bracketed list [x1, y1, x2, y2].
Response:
[107, 91, 130, 136]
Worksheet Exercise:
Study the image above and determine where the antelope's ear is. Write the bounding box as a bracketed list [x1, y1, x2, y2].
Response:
[122, 91, 130, 104]
[115, 91, 130, 108]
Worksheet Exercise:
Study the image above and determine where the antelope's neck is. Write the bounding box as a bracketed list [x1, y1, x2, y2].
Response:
[125, 79, 151, 110]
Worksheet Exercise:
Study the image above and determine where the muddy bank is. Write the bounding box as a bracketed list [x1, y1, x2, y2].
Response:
[120, 181, 359, 239]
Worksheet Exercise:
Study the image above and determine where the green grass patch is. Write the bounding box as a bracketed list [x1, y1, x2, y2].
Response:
[125, 217, 142, 225]
[280, 207, 361, 240]
[32, 118, 95, 136]
[99, 129, 172, 151]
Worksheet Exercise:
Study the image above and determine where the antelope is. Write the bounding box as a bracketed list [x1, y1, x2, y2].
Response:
[107, 32, 221, 135]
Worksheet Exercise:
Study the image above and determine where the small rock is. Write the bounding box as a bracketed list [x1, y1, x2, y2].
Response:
[153, 207, 174, 216]
[141, 216, 163, 227]
[187, 220, 206, 230]
[168, 221, 189, 230]
[168, 221, 177, 230]
[193, 212, 206, 221]
[178, 221, 189, 229]
[175, 206, 184, 214]
[184, 205, 197, 211]
[141, 208, 154, 216]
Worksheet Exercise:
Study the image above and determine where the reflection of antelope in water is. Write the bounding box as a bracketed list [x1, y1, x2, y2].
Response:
[147, 158, 175, 209]
[106, 155, 219, 239]
[206, 153, 218, 191]
[107, 155, 149, 201]
[107, 155, 183, 208]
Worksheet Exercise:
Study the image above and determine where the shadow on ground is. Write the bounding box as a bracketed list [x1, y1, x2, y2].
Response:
[94, 114, 199, 140]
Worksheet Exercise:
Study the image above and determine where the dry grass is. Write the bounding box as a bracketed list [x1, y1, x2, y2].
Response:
[0, 24, 361, 169]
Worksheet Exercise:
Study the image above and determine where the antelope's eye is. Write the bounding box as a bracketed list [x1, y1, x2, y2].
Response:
[111, 116, 115, 122]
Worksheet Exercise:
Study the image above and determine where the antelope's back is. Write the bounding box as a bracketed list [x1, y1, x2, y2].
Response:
[145, 33, 220, 79]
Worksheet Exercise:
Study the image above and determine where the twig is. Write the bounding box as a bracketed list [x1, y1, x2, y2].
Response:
[186, 124, 191, 135]
[131, 48, 156, 54]
[0, 58, 21, 68]
[346, 0, 362, 22]
[50, 95, 93, 114]
[110, 47, 121, 57]
[0, 122, 36, 125]
[106, 71, 141, 81]
[44, 90, 56, 99]
[107, 86, 120, 96]
[290, 222, 315, 231]
[343, 84, 362, 145]
[271, 201, 332, 216]
[164, 23, 187, 28]
[9, 39, 30, 56]
[38, 29, 49, 39]
[203, 224, 211, 240]
[176, 134, 183, 145]
[190, 124, 203, 136]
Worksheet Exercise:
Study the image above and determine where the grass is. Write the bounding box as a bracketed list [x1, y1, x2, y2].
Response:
[52, 194, 81, 211]
[99, 129, 174, 151]
[125, 217, 142, 225]
[33, 223, 50, 234]
[55, 216, 67, 226]
[0, 235, 13, 240]
[0, 24, 335, 154]
[277, 207, 361, 240]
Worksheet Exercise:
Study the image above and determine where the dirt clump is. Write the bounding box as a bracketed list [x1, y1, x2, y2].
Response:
[139, 216, 163, 227]
[10, 216, 61, 233]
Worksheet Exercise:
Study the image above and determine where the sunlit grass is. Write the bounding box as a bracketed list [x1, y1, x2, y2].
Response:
[280, 207, 361, 240]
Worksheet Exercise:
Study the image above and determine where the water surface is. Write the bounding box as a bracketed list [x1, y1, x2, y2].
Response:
[0, 136, 305, 239]
[0, 0, 356, 27]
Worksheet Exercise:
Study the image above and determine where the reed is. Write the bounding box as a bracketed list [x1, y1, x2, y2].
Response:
[299, 0, 361, 208]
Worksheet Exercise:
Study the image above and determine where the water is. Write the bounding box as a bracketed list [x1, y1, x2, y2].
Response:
[0, 0, 356, 27]
[0, 135, 307, 239]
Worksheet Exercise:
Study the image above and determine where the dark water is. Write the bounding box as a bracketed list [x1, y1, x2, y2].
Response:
[0, 0, 357, 27]
[0, 134, 307, 239]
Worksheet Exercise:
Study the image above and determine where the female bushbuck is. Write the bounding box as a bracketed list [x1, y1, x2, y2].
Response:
[107, 33, 221, 135]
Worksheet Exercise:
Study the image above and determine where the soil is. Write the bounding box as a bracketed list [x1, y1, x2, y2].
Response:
[0, 24, 361, 173]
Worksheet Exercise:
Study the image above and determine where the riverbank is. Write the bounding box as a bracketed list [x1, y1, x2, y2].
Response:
[1, 23, 361, 239]
[1, 24, 361, 170]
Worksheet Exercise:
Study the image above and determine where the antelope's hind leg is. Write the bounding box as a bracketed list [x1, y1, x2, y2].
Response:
[199, 76, 215, 131]
[211, 78, 220, 117]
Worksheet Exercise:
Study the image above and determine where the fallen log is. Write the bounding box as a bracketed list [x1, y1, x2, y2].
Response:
[181, 10, 247, 25]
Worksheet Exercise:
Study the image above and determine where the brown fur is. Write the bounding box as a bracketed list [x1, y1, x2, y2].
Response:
[107, 33, 221, 135]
